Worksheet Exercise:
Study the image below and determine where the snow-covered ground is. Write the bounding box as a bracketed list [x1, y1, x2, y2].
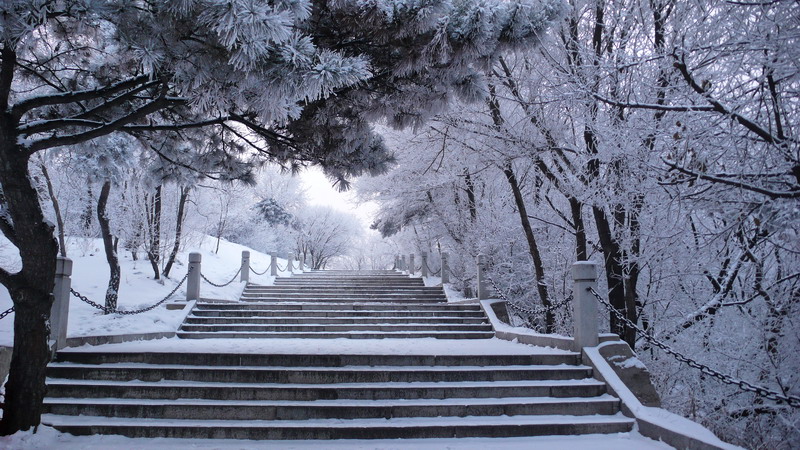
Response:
[2, 426, 672, 449]
[0, 233, 292, 346]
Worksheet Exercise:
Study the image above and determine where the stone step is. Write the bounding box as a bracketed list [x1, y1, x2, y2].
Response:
[190, 309, 487, 318]
[243, 288, 444, 294]
[184, 316, 489, 325]
[176, 331, 496, 339]
[238, 298, 447, 303]
[52, 352, 581, 367]
[40, 414, 635, 440]
[240, 293, 448, 299]
[194, 303, 482, 311]
[44, 395, 621, 420]
[45, 379, 603, 401]
[178, 324, 494, 333]
[47, 363, 591, 383]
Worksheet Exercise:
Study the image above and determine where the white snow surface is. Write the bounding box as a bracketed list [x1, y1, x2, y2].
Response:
[0, 233, 295, 346]
[62, 336, 575, 355]
[2, 425, 672, 449]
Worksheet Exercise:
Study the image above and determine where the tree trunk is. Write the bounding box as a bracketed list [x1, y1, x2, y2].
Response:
[569, 197, 587, 261]
[0, 148, 59, 433]
[97, 179, 120, 312]
[145, 185, 162, 280]
[503, 162, 554, 332]
[38, 157, 67, 257]
[163, 186, 190, 278]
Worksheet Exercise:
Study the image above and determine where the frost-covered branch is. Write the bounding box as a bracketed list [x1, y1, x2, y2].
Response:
[12, 75, 151, 119]
[663, 158, 800, 199]
[591, 92, 714, 112]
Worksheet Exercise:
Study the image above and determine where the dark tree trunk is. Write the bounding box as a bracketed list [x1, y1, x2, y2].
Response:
[463, 169, 477, 222]
[145, 185, 162, 280]
[81, 179, 94, 233]
[503, 162, 554, 333]
[163, 186, 190, 278]
[97, 179, 120, 312]
[38, 157, 67, 257]
[0, 145, 59, 433]
[569, 197, 587, 261]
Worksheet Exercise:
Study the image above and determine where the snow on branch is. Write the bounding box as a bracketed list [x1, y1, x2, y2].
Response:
[662, 158, 800, 199]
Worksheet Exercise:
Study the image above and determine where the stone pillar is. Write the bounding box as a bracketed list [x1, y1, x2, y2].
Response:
[421, 252, 428, 277]
[477, 254, 489, 300]
[441, 252, 450, 284]
[270, 252, 278, 276]
[299, 254, 305, 272]
[50, 256, 73, 351]
[572, 261, 599, 349]
[240, 250, 250, 283]
[409, 254, 416, 275]
[401, 255, 407, 273]
[288, 252, 294, 273]
[187, 252, 202, 301]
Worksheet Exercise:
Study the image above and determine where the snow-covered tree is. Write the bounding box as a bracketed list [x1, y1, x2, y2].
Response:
[0, 0, 562, 432]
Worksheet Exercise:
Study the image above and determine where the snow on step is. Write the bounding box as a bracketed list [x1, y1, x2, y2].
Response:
[41, 271, 642, 441]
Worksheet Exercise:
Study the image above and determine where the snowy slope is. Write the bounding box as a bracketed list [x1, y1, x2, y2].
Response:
[0, 233, 293, 346]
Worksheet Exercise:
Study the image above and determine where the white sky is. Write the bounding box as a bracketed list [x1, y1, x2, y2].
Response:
[299, 167, 378, 231]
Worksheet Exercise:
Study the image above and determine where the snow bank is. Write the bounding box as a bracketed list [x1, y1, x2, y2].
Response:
[0, 233, 295, 347]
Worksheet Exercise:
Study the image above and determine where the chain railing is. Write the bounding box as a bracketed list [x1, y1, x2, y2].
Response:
[201, 267, 241, 288]
[426, 259, 442, 276]
[0, 306, 14, 320]
[588, 287, 800, 408]
[71, 269, 190, 315]
[249, 261, 271, 276]
[487, 276, 572, 316]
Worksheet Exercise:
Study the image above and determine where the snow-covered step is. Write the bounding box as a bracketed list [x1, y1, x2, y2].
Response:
[190, 308, 486, 317]
[176, 330, 496, 339]
[45, 378, 607, 401]
[47, 362, 592, 383]
[184, 316, 489, 325]
[178, 323, 493, 333]
[51, 351, 579, 367]
[40, 413, 635, 440]
[194, 303, 480, 311]
[44, 395, 621, 420]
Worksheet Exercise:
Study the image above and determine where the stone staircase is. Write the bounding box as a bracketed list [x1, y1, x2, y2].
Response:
[41, 270, 636, 441]
[178, 270, 495, 339]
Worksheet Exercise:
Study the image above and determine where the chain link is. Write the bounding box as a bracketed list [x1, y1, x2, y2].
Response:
[0, 306, 14, 320]
[588, 287, 800, 408]
[71, 269, 190, 315]
[424, 258, 442, 276]
[487, 276, 572, 316]
[201, 267, 241, 288]
[249, 261, 271, 276]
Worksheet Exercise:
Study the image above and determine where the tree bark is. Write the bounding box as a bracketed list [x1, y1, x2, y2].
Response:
[163, 186, 189, 278]
[0, 143, 59, 433]
[38, 157, 67, 257]
[97, 179, 120, 312]
[145, 185, 162, 279]
[503, 162, 554, 332]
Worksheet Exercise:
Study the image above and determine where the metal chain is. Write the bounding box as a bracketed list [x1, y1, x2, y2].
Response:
[588, 287, 800, 408]
[424, 259, 441, 276]
[250, 261, 271, 276]
[201, 267, 241, 288]
[0, 306, 14, 320]
[487, 276, 572, 316]
[71, 269, 190, 315]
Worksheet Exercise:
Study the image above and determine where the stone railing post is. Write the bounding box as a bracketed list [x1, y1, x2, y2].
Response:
[240, 250, 250, 283]
[270, 252, 278, 276]
[441, 252, 450, 284]
[288, 252, 295, 273]
[572, 261, 599, 349]
[477, 254, 489, 300]
[50, 256, 73, 351]
[421, 252, 428, 277]
[394, 255, 400, 270]
[401, 255, 407, 273]
[298, 254, 305, 272]
[409, 254, 416, 275]
[187, 252, 202, 301]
